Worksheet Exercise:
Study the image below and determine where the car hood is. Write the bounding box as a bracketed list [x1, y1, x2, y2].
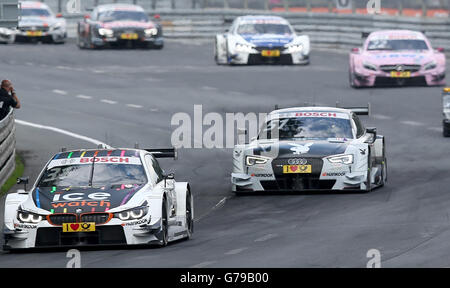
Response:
[239, 33, 294, 47]
[100, 20, 155, 30]
[362, 50, 433, 66]
[31, 184, 144, 213]
[250, 139, 351, 158]
[19, 16, 58, 27]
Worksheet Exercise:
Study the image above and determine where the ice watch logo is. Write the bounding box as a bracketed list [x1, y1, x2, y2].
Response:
[66, 0, 81, 14]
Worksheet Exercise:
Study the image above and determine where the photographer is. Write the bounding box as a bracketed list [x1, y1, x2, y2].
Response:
[0, 80, 21, 121]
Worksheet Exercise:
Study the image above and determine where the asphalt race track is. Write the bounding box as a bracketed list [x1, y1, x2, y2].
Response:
[1, 41, 450, 267]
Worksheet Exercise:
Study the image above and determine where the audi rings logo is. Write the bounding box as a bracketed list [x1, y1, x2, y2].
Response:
[288, 158, 308, 165]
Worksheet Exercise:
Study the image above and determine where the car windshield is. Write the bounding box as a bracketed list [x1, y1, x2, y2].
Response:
[98, 10, 149, 22]
[237, 23, 292, 35]
[37, 163, 147, 187]
[21, 8, 51, 17]
[367, 39, 429, 51]
[260, 117, 354, 140]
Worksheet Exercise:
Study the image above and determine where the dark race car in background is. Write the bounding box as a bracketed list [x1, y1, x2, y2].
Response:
[77, 4, 163, 49]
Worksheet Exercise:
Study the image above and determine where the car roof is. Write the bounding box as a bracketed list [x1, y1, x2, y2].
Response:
[237, 15, 289, 23]
[270, 106, 352, 116]
[20, 1, 50, 9]
[368, 29, 426, 39]
[96, 4, 145, 12]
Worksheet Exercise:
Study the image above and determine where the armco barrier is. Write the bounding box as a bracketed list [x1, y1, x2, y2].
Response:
[64, 9, 450, 50]
[0, 108, 16, 189]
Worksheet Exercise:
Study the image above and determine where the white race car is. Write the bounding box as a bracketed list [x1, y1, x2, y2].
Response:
[0, 1, 67, 44]
[232, 106, 387, 193]
[215, 15, 310, 65]
[3, 148, 193, 250]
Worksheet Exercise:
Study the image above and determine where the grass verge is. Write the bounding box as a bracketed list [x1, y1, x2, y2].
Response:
[1, 154, 25, 196]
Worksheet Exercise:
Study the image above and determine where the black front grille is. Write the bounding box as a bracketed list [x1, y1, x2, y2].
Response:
[248, 54, 292, 65]
[35, 226, 126, 247]
[266, 157, 334, 190]
[380, 64, 421, 73]
[19, 26, 50, 32]
[48, 214, 77, 226]
[81, 213, 110, 225]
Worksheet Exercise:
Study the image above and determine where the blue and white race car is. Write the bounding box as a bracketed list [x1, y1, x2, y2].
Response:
[215, 15, 310, 65]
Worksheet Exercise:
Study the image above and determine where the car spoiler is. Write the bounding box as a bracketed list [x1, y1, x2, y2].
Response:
[274, 103, 317, 110]
[336, 102, 371, 116]
[145, 148, 178, 159]
[361, 32, 370, 39]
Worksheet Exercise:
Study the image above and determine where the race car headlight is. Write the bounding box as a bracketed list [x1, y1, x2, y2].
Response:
[246, 155, 271, 166]
[115, 206, 149, 221]
[98, 28, 114, 37]
[144, 28, 158, 37]
[0, 27, 12, 35]
[327, 154, 354, 165]
[17, 210, 43, 224]
[363, 61, 377, 71]
[285, 43, 303, 53]
[424, 61, 437, 71]
[235, 42, 254, 53]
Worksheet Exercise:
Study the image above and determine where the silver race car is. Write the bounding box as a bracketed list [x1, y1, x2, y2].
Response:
[3, 148, 193, 250]
[232, 106, 387, 193]
[215, 15, 310, 65]
[1, 1, 67, 44]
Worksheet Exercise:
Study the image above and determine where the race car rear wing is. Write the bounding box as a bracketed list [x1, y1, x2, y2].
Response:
[145, 148, 178, 160]
[336, 102, 371, 116]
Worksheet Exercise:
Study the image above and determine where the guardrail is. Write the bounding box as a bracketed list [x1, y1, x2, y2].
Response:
[0, 109, 16, 188]
[64, 9, 450, 51]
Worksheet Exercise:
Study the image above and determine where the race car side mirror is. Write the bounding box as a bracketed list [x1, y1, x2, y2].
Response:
[351, 48, 361, 53]
[17, 177, 29, 191]
[437, 47, 445, 53]
[366, 127, 377, 144]
[163, 173, 175, 188]
[56, 13, 63, 18]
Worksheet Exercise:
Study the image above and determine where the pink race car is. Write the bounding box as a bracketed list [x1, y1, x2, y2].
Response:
[349, 30, 446, 88]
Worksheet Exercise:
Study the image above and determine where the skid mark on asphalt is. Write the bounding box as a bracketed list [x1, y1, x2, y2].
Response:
[194, 196, 231, 223]
[126, 104, 143, 109]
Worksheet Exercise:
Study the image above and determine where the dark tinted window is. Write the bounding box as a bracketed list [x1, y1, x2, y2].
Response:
[260, 117, 353, 140]
[367, 39, 429, 51]
[237, 23, 292, 35]
[98, 10, 149, 22]
[38, 163, 147, 187]
[21, 8, 51, 17]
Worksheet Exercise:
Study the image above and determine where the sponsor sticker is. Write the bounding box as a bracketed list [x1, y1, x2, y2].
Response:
[283, 165, 312, 174]
[62, 222, 96, 233]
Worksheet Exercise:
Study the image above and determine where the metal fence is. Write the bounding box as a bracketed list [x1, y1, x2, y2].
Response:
[39, 0, 450, 16]
[0, 109, 16, 188]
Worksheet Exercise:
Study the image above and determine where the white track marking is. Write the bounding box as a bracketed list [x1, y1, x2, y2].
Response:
[400, 120, 424, 126]
[126, 104, 143, 109]
[52, 89, 68, 95]
[224, 247, 248, 255]
[15, 119, 111, 148]
[372, 114, 392, 120]
[190, 261, 216, 268]
[150, 108, 159, 112]
[76, 95, 92, 100]
[254, 233, 278, 242]
[101, 99, 117, 105]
